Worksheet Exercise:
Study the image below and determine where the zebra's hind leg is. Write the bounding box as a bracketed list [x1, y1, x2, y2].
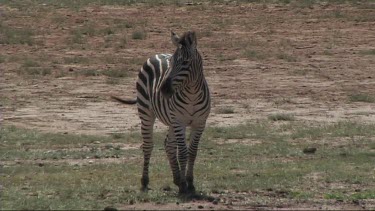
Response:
[186, 124, 205, 194]
[139, 111, 156, 192]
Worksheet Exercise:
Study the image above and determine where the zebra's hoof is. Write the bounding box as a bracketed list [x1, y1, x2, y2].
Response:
[187, 185, 196, 194]
[140, 186, 151, 192]
[178, 183, 188, 194]
[173, 177, 181, 187]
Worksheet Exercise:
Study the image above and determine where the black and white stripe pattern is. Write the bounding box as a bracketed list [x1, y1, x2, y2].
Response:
[112, 31, 210, 194]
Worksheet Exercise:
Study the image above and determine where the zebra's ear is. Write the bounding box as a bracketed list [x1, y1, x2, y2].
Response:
[171, 31, 180, 47]
[186, 31, 197, 49]
[180, 31, 197, 49]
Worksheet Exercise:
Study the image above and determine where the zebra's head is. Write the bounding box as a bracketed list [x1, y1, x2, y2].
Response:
[161, 31, 201, 99]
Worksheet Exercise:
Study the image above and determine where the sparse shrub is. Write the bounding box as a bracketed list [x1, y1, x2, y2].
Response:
[82, 69, 100, 77]
[119, 36, 128, 49]
[132, 30, 146, 40]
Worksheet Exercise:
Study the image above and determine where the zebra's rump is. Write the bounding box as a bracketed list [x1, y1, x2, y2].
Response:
[136, 54, 172, 125]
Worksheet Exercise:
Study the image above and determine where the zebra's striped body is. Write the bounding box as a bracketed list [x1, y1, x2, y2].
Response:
[113, 31, 210, 194]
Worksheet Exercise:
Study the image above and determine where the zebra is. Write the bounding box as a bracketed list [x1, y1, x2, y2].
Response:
[111, 31, 211, 194]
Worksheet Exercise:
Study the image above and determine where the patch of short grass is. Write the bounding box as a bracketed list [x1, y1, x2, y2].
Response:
[0, 55, 6, 63]
[359, 49, 375, 55]
[105, 77, 120, 85]
[216, 107, 235, 114]
[277, 52, 298, 62]
[67, 23, 106, 45]
[0, 23, 34, 45]
[102, 68, 129, 78]
[290, 121, 375, 140]
[268, 113, 295, 121]
[349, 93, 375, 103]
[2, 120, 375, 209]
[16, 59, 51, 76]
[63, 56, 90, 64]
[243, 49, 266, 60]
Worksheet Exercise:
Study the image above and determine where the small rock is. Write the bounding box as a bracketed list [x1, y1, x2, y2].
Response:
[206, 196, 215, 202]
[197, 205, 204, 209]
[162, 185, 172, 192]
[213, 198, 220, 205]
[352, 199, 360, 205]
[103, 206, 117, 211]
[94, 141, 101, 144]
[336, 199, 344, 203]
[88, 160, 94, 164]
[303, 147, 317, 154]
[21, 186, 29, 190]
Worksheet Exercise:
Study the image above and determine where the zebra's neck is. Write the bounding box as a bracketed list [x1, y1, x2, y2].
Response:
[182, 75, 207, 101]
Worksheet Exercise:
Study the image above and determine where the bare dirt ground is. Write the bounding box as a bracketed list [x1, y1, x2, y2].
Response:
[1, 1, 375, 210]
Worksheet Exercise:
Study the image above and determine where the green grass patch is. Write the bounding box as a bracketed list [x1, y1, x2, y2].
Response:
[0, 55, 6, 63]
[2, 120, 375, 209]
[349, 93, 375, 103]
[16, 59, 51, 76]
[243, 49, 266, 60]
[0, 23, 34, 45]
[359, 49, 375, 55]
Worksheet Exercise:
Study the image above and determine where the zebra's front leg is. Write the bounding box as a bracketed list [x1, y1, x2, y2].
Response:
[186, 124, 205, 194]
[173, 124, 188, 194]
[165, 128, 181, 190]
[140, 115, 156, 192]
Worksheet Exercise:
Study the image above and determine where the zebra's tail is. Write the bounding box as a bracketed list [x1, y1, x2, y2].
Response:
[111, 96, 137, 105]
